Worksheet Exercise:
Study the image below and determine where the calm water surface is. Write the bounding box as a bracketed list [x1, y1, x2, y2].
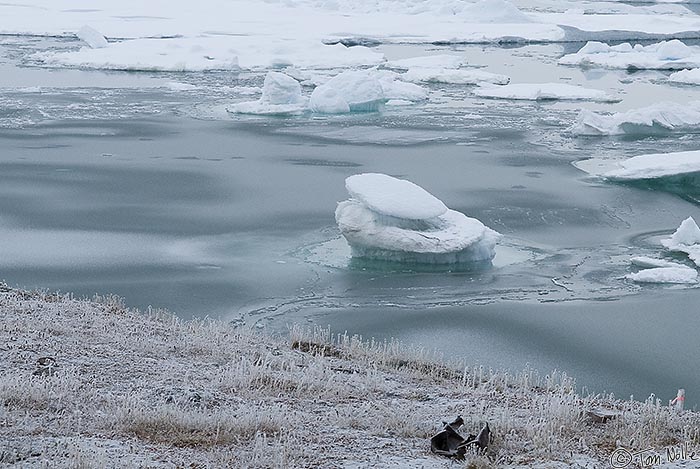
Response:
[2, 37, 700, 407]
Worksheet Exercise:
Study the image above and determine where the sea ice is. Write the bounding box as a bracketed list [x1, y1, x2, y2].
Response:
[229, 72, 307, 115]
[559, 40, 700, 70]
[473, 83, 619, 102]
[630, 256, 687, 269]
[309, 70, 385, 113]
[570, 102, 700, 136]
[601, 150, 700, 180]
[385, 54, 469, 71]
[336, 173, 500, 264]
[661, 217, 700, 267]
[626, 266, 698, 284]
[403, 68, 510, 85]
[669, 68, 700, 85]
[76, 25, 108, 49]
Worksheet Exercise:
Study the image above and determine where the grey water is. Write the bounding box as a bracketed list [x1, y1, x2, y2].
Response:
[2, 36, 700, 408]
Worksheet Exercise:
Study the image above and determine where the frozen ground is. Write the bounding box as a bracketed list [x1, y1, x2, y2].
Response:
[1, 285, 699, 468]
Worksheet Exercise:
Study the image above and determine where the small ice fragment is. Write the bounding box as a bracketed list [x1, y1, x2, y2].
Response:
[76, 25, 108, 49]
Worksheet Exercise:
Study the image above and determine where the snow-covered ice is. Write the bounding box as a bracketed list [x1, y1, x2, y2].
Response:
[385, 54, 469, 71]
[336, 173, 500, 264]
[33, 36, 384, 72]
[626, 266, 698, 284]
[570, 102, 700, 136]
[229, 72, 307, 115]
[76, 26, 108, 49]
[310, 70, 386, 113]
[403, 68, 510, 85]
[473, 83, 619, 102]
[669, 68, 700, 85]
[601, 150, 700, 180]
[630, 256, 687, 269]
[661, 217, 700, 267]
[559, 40, 700, 70]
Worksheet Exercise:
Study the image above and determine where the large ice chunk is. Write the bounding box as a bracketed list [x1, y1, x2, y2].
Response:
[661, 217, 700, 267]
[473, 83, 619, 102]
[570, 102, 700, 136]
[669, 68, 700, 85]
[626, 267, 698, 284]
[403, 68, 510, 85]
[559, 40, 700, 70]
[336, 173, 500, 264]
[310, 70, 386, 113]
[601, 150, 700, 180]
[229, 72, 307, 115]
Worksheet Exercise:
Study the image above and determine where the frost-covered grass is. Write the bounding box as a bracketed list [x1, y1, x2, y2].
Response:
[1, 284, 698, 468]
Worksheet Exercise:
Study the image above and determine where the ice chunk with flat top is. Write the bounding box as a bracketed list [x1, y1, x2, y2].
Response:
[473, 83, 619, 102]
[560, 39, 700, 70]
[403, 68, 510, 85]
[626, 267, 697, 284]
[602, 150, 700, 180]
[346, 173, 447, 220]
[228, 72, 307, 115]
[310, 70, 386, 113]
[570, 102, 700, 136]
[336, 173, 500, 264]
[630, 256, 687, 269]
[76, 25, 108, 49]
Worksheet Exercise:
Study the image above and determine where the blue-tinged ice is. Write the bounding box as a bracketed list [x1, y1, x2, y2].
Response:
[335, 173, 500, 264]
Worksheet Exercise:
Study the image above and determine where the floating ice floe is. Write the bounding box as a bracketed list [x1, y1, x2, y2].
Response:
[163, 82, 198, 91]
[601, 150, 700, 180]
[473, 83, 619, 102]
[403, 68, 510, 86]
[669, 68, 700, 85]
[570, 102, 700, 136]
[385, 55, 470, 71]
[33, 35, 384, 72]
[559, 40, 700, 70]
[630, 256, 687, 269]
[335, 173, 500, 264]
[310, 70, 385, 113]
[229, 72, 308, 115]
[626, 266, 698, 284]
[76, 25, 108, 49]
[661, 217, 700, 267]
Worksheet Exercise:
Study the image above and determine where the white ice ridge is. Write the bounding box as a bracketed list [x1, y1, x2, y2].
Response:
[630, 256, 687, 269]
[626, 266, 698, 284]
[662, 217, 700, 267]
[559, 40, 700, 70]
[669, 68, 700, 85]
[473, 83, 619, 102]
[403, 68, 510, 85]
[335, 173, 500, 264]
[570, 102, 700, 136]
[601, 150, 700, 180]
[33, 36, 384, 72]
[229, 72, 308, 115]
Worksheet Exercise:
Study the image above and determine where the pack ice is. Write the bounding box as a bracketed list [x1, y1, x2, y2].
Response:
[335, 173, 500, 264]
[602, 150, 700, 180]
[570, 102, 700, 136]
[559, 40, 700, 70]
[473, 83, 619, 102]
